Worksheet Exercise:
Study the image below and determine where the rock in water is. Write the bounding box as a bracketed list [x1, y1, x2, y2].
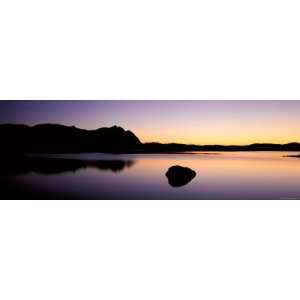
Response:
[165, 165, 196, 187]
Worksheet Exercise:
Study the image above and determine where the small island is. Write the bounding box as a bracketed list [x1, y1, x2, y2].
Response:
[284, 154, 300, 158]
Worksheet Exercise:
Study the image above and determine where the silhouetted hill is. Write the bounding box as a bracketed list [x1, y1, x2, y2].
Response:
[142, 142, 300, 152]
[0, 123, 299, 153]
[0, 124, 141, 154]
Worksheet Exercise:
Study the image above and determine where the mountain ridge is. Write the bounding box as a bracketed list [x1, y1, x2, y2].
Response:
[0, 123, 300, 153]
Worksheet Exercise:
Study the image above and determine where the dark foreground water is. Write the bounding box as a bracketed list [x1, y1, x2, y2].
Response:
[1, 152, 300, 199]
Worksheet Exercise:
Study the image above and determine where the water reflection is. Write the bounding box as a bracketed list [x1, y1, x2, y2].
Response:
[0, 157, 135, 175]
[1, 152, 300, 199]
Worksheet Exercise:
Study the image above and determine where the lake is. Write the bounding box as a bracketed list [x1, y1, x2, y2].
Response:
[1, 152, 300, 199]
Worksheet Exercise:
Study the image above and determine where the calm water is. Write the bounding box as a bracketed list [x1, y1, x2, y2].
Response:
[1, 152, 300, 199]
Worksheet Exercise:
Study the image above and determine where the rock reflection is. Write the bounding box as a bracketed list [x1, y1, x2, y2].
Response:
[165, 165, 196, 187]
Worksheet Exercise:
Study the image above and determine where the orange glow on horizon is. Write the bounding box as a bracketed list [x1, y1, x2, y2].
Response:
[135, 126, 300, 145]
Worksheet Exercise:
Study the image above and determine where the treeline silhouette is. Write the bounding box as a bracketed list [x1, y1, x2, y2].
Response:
[1, 123, 300, 153]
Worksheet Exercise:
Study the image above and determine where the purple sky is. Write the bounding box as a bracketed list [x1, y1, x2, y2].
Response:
[0, 100, 299, 144]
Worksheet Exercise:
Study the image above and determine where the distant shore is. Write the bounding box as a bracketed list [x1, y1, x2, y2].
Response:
[1, 123, 300, 154]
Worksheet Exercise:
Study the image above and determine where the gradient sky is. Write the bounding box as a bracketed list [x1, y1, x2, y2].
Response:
[0, 100, 299, 145]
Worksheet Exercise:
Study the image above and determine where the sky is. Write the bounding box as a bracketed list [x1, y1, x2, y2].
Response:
[0, 100, 299, 145]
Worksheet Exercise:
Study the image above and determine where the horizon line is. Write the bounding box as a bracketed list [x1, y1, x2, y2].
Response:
[1, 122, 300, 147]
